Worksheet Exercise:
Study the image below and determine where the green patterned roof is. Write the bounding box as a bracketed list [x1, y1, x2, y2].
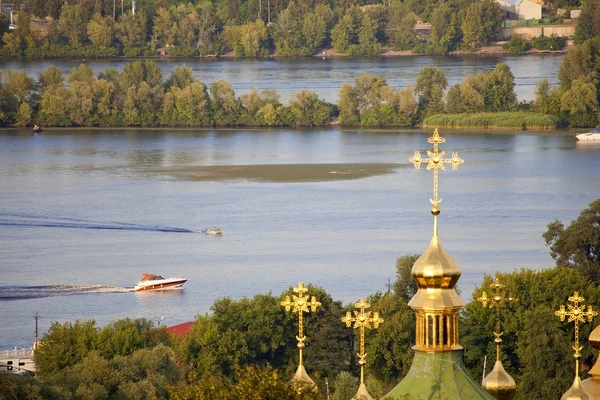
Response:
[384, 350, 494, 400]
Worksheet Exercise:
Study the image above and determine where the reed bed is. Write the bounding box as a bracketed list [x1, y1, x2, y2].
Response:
[422, 112, 558, 130]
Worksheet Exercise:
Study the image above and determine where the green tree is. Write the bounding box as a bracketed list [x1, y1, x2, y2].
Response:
[428, 4, 458, 54]
[87, 13, 115, 47]
[272, 2, 306, 56]
[415, 66, 448, 119]
[302, 10, 327, 54]
[575, 0, 600, 44]
[460, 0, 503, 49]
[337, 83, 360, 125]
[165, 64, 195, 90]
[38, 66, 64, 94]
[444, 81, 485, 113]
[151, 7, 176, 48]
[60, 4, 91, 46]
[288, 90, 332, 126]
[331, 371, 358, 400]
[386, 5, 417, 51]
[331, 6, 362, 53]
[354, 13, 380, 55]
[210, 79, 242, 125]
[15, 102, 32, 126]
[544, 199, 600, 283]
[117, 10, 148, 48]
[483, 63, 518, 112]
[34, 320, 98, 377]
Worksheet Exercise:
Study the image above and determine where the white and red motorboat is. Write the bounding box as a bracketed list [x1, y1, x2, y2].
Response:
[133, 274, 187, 292]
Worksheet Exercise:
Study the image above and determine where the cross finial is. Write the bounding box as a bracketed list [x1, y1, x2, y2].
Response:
[410, 129, 464, 212]
[281, 283, 321, 367]
[341, 298, 384, 386]
[555, 291, 597, 381]
[477, 277, 516, 361]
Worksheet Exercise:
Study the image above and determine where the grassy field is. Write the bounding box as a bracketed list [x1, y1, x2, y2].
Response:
[423, 112, 559, 130]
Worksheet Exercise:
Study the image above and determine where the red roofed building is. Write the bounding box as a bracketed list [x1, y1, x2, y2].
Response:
[166, 321, 195, 336]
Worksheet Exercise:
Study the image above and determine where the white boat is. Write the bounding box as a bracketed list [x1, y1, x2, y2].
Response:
[203, 227, 223, 235]
[133, 274, 187, 292]
[576, 129, 600, 141]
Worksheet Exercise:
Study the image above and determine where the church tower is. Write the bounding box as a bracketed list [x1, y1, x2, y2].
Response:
[385, 130, 493, 400]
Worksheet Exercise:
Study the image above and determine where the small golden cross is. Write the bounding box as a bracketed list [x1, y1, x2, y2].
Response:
[281, 282, 321, 341]
[410, 129, 464, 207]
[555, 291, 597, 359]
[341, 299, 384, 384]
[477, 277, 516, 336]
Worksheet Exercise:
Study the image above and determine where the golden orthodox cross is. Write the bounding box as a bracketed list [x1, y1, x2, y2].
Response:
[409, 129, 464, 209]
[477, 277, 516, 361]
[556, 292, 597, 361]
[341, 298, 384, 385]
[281, 282, 321, 367]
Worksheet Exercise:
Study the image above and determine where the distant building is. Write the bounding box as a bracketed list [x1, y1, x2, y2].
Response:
[496, 0, 543, 20]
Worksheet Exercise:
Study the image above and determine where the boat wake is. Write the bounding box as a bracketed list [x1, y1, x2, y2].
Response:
[0, 213, 197, 234]
[0, 285, 133, 301]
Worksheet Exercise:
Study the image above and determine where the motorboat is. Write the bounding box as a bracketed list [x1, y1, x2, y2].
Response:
[133, 274, 187, 292]
[203, 227, 223, 235]
[576, 128, 600, 141]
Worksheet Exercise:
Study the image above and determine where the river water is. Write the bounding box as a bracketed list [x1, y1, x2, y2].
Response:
[0, 54, 563, 103]
[0, 127, 598, 349]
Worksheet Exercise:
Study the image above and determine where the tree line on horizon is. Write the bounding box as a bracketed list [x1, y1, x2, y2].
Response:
[1, 55, 599, 128]
[0, 0, 538, 58]
[1, 199, 599, 399]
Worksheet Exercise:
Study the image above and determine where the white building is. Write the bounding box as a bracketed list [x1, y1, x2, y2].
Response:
[496, 0, 542, 20]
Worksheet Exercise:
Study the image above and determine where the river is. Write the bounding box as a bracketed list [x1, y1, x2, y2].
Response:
[0, 127, 598, 349]
[0, 54, 563, 103]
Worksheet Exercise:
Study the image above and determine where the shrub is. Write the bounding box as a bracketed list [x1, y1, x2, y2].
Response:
[503, 34, 531, 53]
[531, 35, 567, 51]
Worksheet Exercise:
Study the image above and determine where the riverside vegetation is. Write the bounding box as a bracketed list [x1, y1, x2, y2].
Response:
[1, 199, 599, 400]
[1, 55, 600, 129]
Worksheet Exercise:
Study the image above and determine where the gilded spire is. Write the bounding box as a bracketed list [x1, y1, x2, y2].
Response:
[408, 129, 465, 352]
[341, 299, 384, 400]
[556, 292, 597, 400]
[478, 277, 517, 400]
[281, 282, 321, 390]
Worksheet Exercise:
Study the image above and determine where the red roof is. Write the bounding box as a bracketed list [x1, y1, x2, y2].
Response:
[166, 321, 195, 336]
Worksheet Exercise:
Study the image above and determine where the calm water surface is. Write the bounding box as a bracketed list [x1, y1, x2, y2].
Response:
[1, 127, 598, 348]
[0, 54, 563, 103]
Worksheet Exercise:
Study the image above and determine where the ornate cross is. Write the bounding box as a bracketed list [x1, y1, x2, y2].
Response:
[409, 129, 464, 208]
[477, 277, 516, 361]
[341, 298, 384, 385]
[556, 292, 597, 361]
[281, 283, 321, 367]
[477, 277, 516, 337]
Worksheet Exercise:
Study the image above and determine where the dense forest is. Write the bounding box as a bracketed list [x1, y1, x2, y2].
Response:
[1, 199, 600, 399]
[0, 0, 581, 59]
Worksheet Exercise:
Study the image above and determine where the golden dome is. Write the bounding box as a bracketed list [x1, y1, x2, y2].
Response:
[408, 233, 465, 311]
[562, 376, 592, 400]
[581, 325, 600, 398]
[482, 360, 516, 400]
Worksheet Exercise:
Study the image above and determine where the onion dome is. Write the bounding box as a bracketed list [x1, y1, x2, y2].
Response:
[353, 382, 374, 400]
[562, 377, 592, 400]
[482, 337, 516, 400]
[581, 325, 600, 398]
[408, 231, 465, 311]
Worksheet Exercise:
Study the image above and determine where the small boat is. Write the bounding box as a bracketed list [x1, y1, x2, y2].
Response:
[133, 274, 187, 292]
[576, 128, 600, 141]
[203, 227, 223, 235]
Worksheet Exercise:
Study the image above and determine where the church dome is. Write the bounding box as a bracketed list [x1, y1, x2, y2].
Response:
[482, 359, 517, 400]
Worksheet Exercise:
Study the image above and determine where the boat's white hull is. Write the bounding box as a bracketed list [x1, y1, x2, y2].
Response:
[133, 278, 187, 292]
[576, 133, 600, 141]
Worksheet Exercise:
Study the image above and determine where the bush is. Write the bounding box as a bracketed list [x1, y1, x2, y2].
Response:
[503, 34, 531, 53]
[531, 35, 567, 51]
[168, 46, 199, 57]
[122, 46, 154, 57]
